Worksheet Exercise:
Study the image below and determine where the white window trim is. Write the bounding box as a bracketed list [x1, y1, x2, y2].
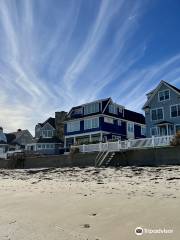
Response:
[151, 127, 158, 136]
[84, 117, 99, 130]
[127, 122, 134, 133]
[104, 116, 114, 124]
[158, 89, 170, 102]
[170, 104, 180, 118]
[67, 120, 80, 133]
[84, 102, 99, 115]
[151, 107, 164, 121]
[117, 119, 122, 126]
[141, 126, 146, 136]
[109, 104, 118, 114]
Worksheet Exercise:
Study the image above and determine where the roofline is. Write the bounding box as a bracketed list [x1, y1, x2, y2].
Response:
[64, 113, 145, 125]
[142, 80, 180, 110]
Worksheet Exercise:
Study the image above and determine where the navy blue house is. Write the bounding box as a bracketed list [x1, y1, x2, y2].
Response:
[64, 98, 146, 148]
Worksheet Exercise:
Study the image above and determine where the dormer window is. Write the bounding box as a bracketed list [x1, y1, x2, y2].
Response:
[158, 90, 170, 102]
[109, 104, 118, 114]
[84, 102, 99, 115]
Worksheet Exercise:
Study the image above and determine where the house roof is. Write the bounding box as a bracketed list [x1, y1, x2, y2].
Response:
[5, 133, 16, 144]
[165, 81, 180, 93]
[154, 121, 174, 125]
[67, 97, 125, 119]
[38, 117, 56, 128]
[143, 80, 180, 109]
[123, 109, 145, 124]
[5, 130, 32, 145]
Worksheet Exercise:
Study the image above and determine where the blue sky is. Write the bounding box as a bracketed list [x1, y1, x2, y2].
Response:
[0, 0, 180, 134]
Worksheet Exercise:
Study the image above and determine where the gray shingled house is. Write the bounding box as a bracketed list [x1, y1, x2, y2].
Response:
[143, 80, 180, 137]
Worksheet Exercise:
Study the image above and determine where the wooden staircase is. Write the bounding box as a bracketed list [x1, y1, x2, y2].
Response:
[95, 151, 116, 167]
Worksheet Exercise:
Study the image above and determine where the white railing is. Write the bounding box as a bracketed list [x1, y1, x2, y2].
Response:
[71, 135, 174, 153]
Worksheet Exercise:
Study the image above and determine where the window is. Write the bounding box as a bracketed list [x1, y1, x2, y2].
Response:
[141, 126, 146, 136]
[151, 108, 164, 121]
[171, 104, 180, 117]
[104, 117, 114, 124]
[84, 118, 99, 129]
[119, 107, 123, 113]
[127, 122, 134, 133]
[109, 104, 117, 114]
[151, 127, 158, 136]
[117, 120, 122, 126]
[38, 145, 41, 149]
[41, 130, 53, 138]
[67, 121, 80, 132]
[84, 102, 99, 115]
[158, 90, 170, 101]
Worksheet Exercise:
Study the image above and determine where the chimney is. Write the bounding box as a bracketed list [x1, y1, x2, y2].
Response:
[55, 111, 67, 142]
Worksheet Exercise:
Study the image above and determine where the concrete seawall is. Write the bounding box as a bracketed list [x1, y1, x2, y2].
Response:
[112, 146, 180, 166]
[0, 146, 179, 169]
[24, 152, 97, 168]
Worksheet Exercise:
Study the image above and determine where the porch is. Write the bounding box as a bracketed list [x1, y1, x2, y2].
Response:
[65, 131, 122, 148]
[153, 121, 175, 136]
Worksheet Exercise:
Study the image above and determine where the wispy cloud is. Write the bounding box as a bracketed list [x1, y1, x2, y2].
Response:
[0, 0, 179, 134]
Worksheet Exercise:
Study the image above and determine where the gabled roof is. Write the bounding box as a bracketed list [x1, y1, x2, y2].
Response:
[5, 133, 16, 144]
[5, 130, 32, 145]
[143, 80, 180, 109]
[67, 97, 111, 115]
[67, 97, 125, 119]
[38, 117, 56, 128]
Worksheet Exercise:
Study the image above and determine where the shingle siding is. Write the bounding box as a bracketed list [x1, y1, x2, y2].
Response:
[144, 82, 180, 137]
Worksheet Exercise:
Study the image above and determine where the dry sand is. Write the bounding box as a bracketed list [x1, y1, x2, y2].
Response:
[0, 166, 180, 240]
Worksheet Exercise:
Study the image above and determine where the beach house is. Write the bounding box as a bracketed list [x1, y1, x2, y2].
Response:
[143, 80, 180, 137]
[0, 127, 8, 155]
[64, 98, 146, 148]
[26, 111, 67, 154]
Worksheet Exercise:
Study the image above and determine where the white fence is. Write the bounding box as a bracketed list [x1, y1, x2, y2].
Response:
[72, 135, 174, 153]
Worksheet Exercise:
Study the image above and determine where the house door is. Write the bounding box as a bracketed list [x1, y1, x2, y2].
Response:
[159, 126, 167, 136]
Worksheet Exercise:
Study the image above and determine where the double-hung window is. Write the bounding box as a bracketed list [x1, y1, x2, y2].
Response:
[67, 121, 80, 132]
[158, 90, 170, 102]
[84, 118, 99, 130]
[109, 104, 118, 114]
[151, 127, 158, 136]
[171, 104, 180, 117]
[84, 102, 99, 115]
[151, 108, 164, 121]
[141, 126, 146, 136]
[127, 122, 134, 133]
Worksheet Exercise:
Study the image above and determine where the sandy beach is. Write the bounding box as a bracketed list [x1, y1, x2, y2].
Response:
[0, 166, 180, 240]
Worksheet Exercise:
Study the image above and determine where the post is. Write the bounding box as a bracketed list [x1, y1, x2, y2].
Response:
[127, 140, 131, 149]
[118, 140, 121, 150]
[152, 136, 155, 147]
[83, 144, 85, 153]
[99, 142, 102, 152]
[100, 132, 103, 142]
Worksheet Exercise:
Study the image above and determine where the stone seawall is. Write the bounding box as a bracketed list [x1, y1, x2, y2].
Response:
[112, 146, 180, 166]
